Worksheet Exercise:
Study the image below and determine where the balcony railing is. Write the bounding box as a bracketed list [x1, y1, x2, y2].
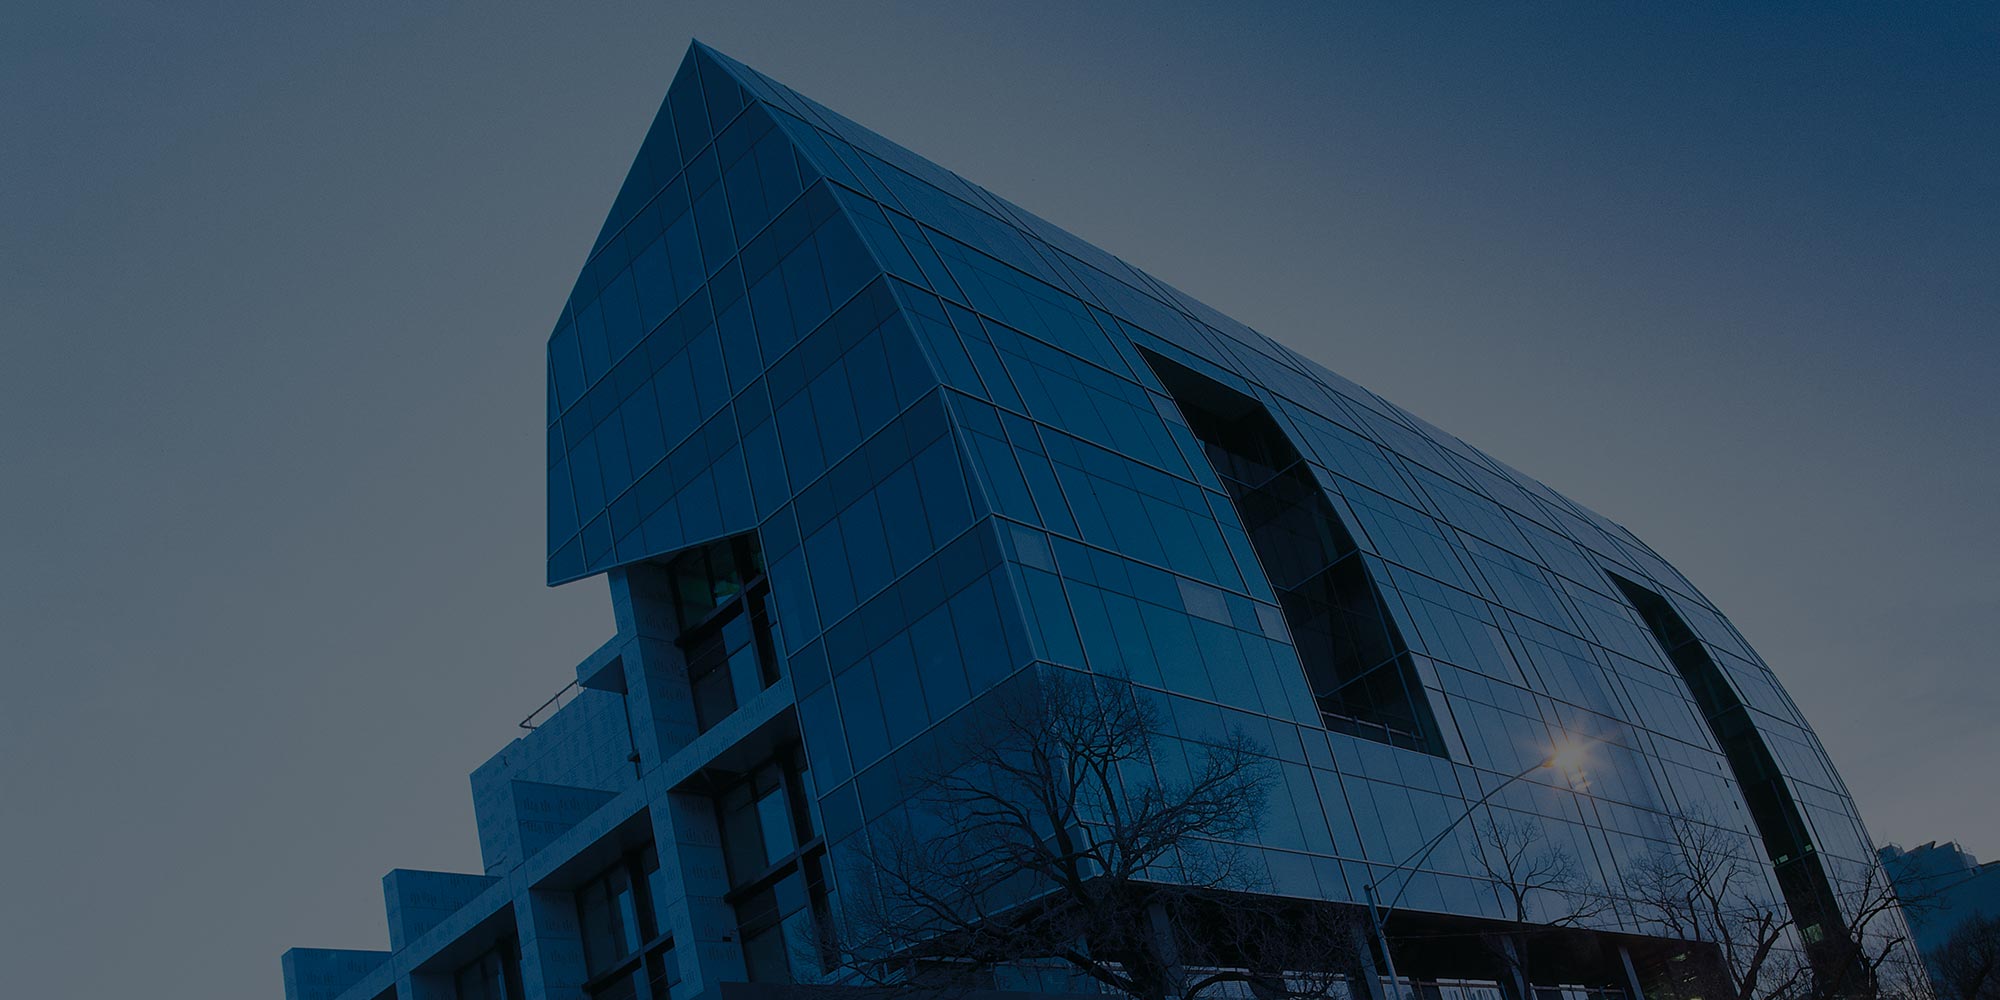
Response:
[519, 679, 581, 731]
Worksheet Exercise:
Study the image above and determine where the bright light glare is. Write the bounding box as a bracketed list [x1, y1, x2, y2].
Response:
[1542, 737, 1593, 774]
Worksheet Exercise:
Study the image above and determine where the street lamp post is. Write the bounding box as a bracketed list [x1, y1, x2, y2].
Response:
[1359, 740, 1591, 1000]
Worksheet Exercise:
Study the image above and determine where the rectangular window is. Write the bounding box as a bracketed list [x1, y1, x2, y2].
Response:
[715, 746, 816, 886]
[575, 843, 672, 999]
[584, 968, 643, 1000]
[644, 943, 681, 1000]
[668, 534, 785, 732]
[737, 858, 831, 983]
[452, 937, 525, 1000]
[709, 746, 829, 983]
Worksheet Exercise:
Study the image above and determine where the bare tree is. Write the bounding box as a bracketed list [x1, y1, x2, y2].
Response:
[1810, 864, 1929, 1000]
[1468, 815, 1611, 998]
[832, 668, 1356, 1000]
[1932, 914, 2000, 1000]
[1625, 812, 1803, 1000]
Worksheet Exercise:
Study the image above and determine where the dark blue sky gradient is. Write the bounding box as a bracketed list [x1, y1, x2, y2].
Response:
[3, 4, 1994, 998]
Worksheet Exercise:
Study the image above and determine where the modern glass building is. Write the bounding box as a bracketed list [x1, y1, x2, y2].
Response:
[283, 41, 1916, 1000]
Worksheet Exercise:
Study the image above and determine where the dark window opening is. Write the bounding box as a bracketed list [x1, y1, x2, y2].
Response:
[668, 534, 762, 624]
[579, 941, 676, 1000]
[452, 936, 525, 1000]
[1609, 574, 1853, 970]
[710, 745, 830, 982]
[576, 842, 669, 990]
[716, 746, 818, 886]
[666, 535, 785, 732]
[643, 943, 681, 1000]
[737, 857, 832, 983]
[1144, 351, 1444, 756]
[583, 963, 643, 1000]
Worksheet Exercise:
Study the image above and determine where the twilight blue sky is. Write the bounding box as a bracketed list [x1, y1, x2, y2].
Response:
[2, 4, 1995, 998]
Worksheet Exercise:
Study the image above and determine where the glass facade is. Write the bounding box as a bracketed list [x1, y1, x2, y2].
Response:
[281, 39, 1917, 1000]
[543, 41, 1906, 960]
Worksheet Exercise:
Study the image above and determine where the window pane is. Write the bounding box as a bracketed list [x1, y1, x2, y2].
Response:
[727, 643, 764, 710]
[755, 785, 794, 863]
[577, 880, 618, 974]
[612, 868, 641, 956]
[741, 922, 789, 983]
[642, 851, 667, 941]
[587, 968, 642, 1000]
[452, 937, 522, 1000]
[779, 906, 820, 982]
[719, 785, 764, 883]
[646, 944, 681, 1000]
[689, 634, 736, 732]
